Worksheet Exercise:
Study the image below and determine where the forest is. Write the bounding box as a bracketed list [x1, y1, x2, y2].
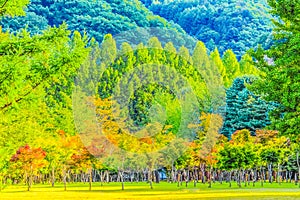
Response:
[142, 0, 273, 58]
[0, 0, 299, 196]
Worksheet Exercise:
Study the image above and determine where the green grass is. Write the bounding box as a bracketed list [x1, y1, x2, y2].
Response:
[1, 181, 300, 199]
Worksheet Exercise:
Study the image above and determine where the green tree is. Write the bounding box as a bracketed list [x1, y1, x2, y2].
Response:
[192, 41, 211, 83]
[0, 24, 89, 111]
[239, 53, 259, 76]
[0, 0, 29, 17]
[221, 77, 275, 138]
[222, 49, 240, 87]
[250, 0, 300, 140]
[210, 48, 227, 86]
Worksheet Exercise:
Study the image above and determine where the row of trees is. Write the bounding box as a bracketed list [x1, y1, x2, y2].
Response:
[2, 124, 300, 191]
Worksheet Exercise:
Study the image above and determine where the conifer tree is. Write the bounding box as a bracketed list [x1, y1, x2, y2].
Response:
[221, 77, 274, 138]
[222, 49, 240, 87]
[192, 41, 212, 84]
[210, 48, 227, 86]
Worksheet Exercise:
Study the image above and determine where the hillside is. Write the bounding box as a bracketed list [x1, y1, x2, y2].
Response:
[141, 0, 273, 58]
[0, 0, 185, 43]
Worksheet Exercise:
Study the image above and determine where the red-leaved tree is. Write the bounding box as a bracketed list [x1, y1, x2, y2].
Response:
[10, 144, 47, 191]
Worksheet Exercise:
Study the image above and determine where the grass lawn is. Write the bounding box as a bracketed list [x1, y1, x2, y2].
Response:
[1, 182, 300, 199]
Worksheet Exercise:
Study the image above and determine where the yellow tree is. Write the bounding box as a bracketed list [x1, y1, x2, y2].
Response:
[188, 112, 223, 186]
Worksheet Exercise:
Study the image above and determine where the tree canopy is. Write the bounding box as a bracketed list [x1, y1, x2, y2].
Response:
[141, 0, 273, 58]
[249, 0, 300, 140]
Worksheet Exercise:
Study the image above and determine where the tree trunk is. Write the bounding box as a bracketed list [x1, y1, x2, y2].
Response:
[208, 167, 212, 188]
[63, 168, 67, 191]
[177, 170, 181, 187]
[99, 171, 104, 186]
[105, 170, 109, 183]
[277, 164, 281, 185]
[219, 171, 223, 184]
[237, 170, 241, 188]
[148, 168, 153, 189]
[89, 169, 92, 191]
[92, 169, 97, 182]
[185, 168, 189, 187]
[27, 173, 32, 191]
[200, 164, 206, 184]
[268, 163, 272, 183]
[193, 167, 197, 187]
[119, 170, 124, 190]
[51, 166, 55, 187]
[297, 151, 300, 188]
[260, 167, 264, 187]
[289, 171, 292, 183]
[252, 169, 256, 187]
[229, 171, 232, 187]
[155, 170, 160, 184]
[171, 164, 176, 183]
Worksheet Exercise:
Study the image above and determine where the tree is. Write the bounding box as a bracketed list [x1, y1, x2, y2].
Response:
[0, 24, 89, 111]
[187, 112, 223, 187]
[217, 130, 256, 187]
[239, 53, 260, 76]
[0, 0, 29, 17]
[222, 49, 240, 87]
[10, 145, 47, 191]
[69, 147, 95, 191]
[250, 0, 300, 140]
[210, 48, 227, 86]
[221, 77, 275, 138]
[192, 41, 211, 83]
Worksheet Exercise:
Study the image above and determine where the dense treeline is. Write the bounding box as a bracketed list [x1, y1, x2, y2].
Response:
[141, 0, 273, 58]
[0, 0, 299, 193]
[0, 0, 185, 43]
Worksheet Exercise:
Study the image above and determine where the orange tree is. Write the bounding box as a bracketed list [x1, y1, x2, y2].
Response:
[188, 112, 223, 186]
[10, 144, 47, 191]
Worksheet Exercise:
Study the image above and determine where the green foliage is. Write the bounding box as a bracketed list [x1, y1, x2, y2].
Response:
[1, 0, 300, 189]
[217, 143, 256, 170]
[0, 0, 29, 17]
[0, 24, 89, 111]
[0, 0, 185, 42]
[221, 77, 275, 138]
[0, 3, 90, 185]
[222, 49, 241, 87]
[142, 0, 273, 58]
[249, 0, 300, 140]
[95, 36, 209, 133]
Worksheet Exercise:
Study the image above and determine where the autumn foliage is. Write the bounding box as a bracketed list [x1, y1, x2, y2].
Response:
[10, 144, 47, 173]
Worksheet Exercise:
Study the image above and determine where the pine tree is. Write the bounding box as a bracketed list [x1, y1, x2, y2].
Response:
[221, 77, 275, 138]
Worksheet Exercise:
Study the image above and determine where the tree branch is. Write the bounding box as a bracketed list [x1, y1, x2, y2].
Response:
[0, 0, 8, 9]
[0, 73, 51, 111]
